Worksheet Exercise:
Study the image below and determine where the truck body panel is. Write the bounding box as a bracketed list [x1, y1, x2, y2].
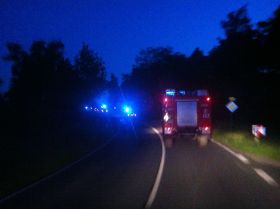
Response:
[162, 89, 212, 140]
[176, 101, 197, 127]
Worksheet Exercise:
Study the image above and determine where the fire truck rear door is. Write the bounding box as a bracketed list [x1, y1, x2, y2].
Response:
[176, 101, 197, 127]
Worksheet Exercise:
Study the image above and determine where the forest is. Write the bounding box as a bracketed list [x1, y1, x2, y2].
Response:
[0, 5, 280, 138]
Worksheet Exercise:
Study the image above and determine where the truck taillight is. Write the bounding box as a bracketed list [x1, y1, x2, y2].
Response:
[206, 97, 211, 102]
[164, 124, 173, 135]
[201, 126, 211, 134]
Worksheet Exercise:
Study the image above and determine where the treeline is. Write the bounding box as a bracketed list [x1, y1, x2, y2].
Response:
[0, 43, 119, 198]
[121, 6, 280, 127]
[0, 41, 119, 141]
[0, 5, 280, 130]
[3, 42, 114, 109]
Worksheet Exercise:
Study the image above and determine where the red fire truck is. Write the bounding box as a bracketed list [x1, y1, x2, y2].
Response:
[162, 89, 212, 146]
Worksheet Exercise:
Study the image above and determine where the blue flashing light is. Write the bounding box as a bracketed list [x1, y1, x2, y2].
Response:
[125, 107, 131, 113]
[179, 90, 186, 95]
[84, 105, 93, 111]
[101, 104, 107, 109]
[166, 89, 175, 96]
[123, 105, 132, 114]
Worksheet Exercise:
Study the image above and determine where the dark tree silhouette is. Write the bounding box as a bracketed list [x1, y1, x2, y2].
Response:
[74, 43, 106, 104]
[121, 6, 280, 123]
[2, 40, 81, 139]
[4, 43, 27, 96]
[124, 47, 190, 90]
[4, 40, 75, 109]
[185, 48, 209, 88]
[107, 73, 120, 105]
[258, 6, 280, 73]
[0, 82, 3, 104]
[0, 79, 2, 99]
[221, 6, 253, 38]
[211, 6, 258, 76]
[122, 47, 189, 116]
[208, 6, 259, 100]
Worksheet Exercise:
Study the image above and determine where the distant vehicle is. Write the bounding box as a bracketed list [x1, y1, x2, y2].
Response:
[83, 102, 137, 119]
[122, 105, 137, 117]
[162, 89, 212, 146]
[84, 105, 93, 111]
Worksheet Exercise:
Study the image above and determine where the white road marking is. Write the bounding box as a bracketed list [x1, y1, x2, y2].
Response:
[212, 139, 250, 164]
[236, 153, 250, 164]
[144, 127, 166, 209]
[212, 139, 279, 187]
[254, 168, 279, 187]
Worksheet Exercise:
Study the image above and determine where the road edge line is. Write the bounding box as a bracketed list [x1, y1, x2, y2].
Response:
[0, 130, 119, 204]
[212, 139, 250, 164]
[254, 168, 279, 187]
[212, 139, 279, 187]
[144, 127, 166, 209]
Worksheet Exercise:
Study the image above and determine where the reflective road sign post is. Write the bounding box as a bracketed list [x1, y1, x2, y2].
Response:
[226, 98, 238, 130]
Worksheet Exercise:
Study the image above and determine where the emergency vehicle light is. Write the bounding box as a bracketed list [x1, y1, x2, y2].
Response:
[101, 104, 107, 109]
[179, 90, 186, 95]
[123, 105, 132, 114]
[166, 89, 175, 96]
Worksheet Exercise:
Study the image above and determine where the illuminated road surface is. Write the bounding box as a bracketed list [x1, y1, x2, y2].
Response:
[151, 134, 280, 209]
[1, 123, 280, 209]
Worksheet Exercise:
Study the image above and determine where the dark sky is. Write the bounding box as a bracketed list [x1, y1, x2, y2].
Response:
[1, 0, 280, 91]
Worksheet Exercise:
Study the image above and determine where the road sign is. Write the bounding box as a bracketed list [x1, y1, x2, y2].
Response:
[226, 101, 238, 113]
[252, 125, 266, 138]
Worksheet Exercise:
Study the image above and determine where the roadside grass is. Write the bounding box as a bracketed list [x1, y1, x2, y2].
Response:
[0, 111, 118, 199]
[213, 128, 280, 162]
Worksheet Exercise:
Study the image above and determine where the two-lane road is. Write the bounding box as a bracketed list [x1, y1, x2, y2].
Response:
[1, 123, 280, 209]
[0, 124, 162, 209]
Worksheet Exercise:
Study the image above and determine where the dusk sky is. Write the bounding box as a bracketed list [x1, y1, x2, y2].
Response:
[1, 0, 280, 91]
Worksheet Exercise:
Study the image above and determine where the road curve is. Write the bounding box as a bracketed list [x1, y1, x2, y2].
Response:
[1, 123, 280, 209]
[0, 124, 163, 209]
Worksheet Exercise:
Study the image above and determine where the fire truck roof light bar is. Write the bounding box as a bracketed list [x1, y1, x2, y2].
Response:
[165, 89, 175, 96]
[165, 89, 209, 97]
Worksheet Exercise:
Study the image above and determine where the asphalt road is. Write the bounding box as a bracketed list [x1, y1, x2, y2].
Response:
[1, 122, 280, 209]
[151, 133, 280, 209]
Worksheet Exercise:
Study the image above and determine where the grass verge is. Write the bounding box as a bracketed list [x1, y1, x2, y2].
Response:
[0, 111, 118, 199]
[213, 128, 280, 162]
